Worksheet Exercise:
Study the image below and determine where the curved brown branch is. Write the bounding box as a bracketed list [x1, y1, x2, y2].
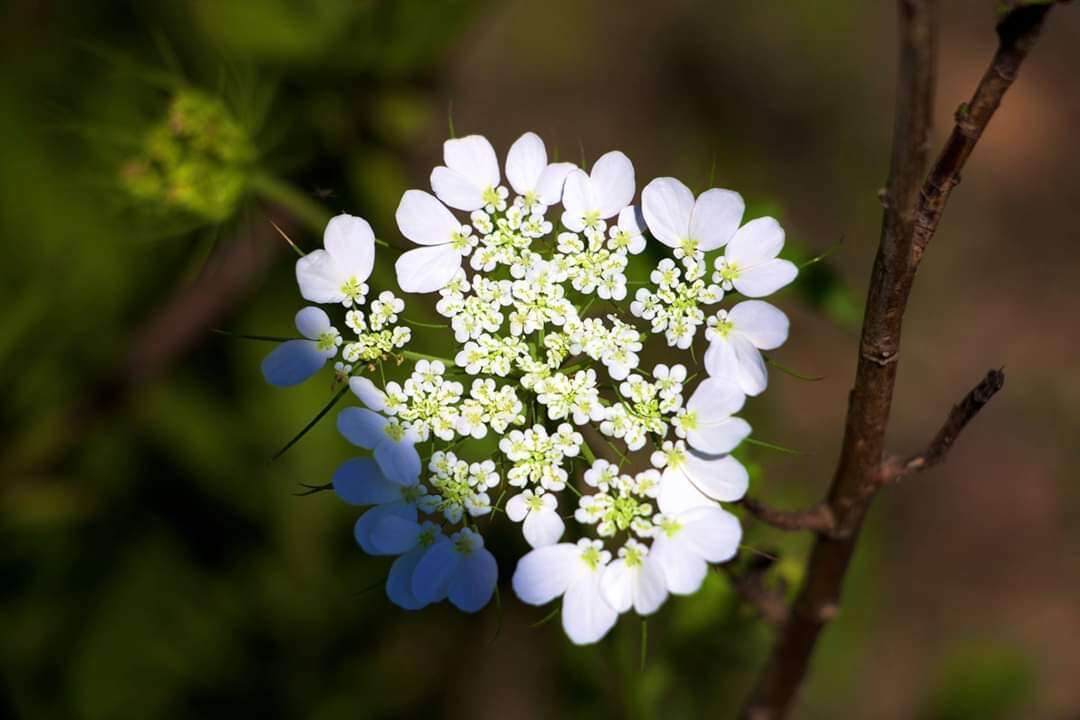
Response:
[739, 2, 1056, 717]
[740, 497, 836, 534]
[879, 368, 1006, 485]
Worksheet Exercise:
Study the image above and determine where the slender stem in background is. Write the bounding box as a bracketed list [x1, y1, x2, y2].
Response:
[250, 171, 390, 248]
[739, 2, 1057, 718]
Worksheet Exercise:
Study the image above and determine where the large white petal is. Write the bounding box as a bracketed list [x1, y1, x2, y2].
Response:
[336, 407, 388, 450]
[448, 548, 498, 613]
[411, 537, 460, 604]
[505, 493, 528, 522]
[730, 333, 768, 396]
[522, 508, 565, 548]
[386, 546, 429, 610]
[395, 189, 461, 247]
[599, 560, 633, 614]
[349, 376, 387, 412]
[295, 249, 345, 304]
[295, 306, 332, 340]
[730, 301, 790, 350]
[726, 216, 784, 267]
[332, 457, 400, 505]
[430, 167, 484, 211]
[374, 437, 421, 486]
[633, 556, 669, 615]
[395, 244, 463, 294]
[735, 259, 798, 298]
[703, 335, 738, 383]
[589, 151, 635, 218]
[353, 502, 415, 555]
[689, 188, 744, 251]
[688, 416, 752, 456]
[323, 214, 375, 283]
[443, 134, 499, 190]
[369, 514, 421, 555]
[261, 340, 326, 387]
[688, 376, 746, 419]
[658, 468, 716, 515]
[512, 543, 580, 605]
[505, 131, 547, 195]
[650, 536, 708, 595]
[536, 162, 576, 205]
[683, 451, 749, 502]
[562, 571, 618, 645]
[560, 168, 593, 217]
[680, 505, 742, 564]
[642, 177, 694, 248]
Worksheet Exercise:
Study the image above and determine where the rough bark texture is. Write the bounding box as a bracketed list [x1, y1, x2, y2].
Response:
[739, 2, 1056, 718]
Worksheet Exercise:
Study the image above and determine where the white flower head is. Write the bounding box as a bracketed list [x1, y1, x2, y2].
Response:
[673, 378, 751, 456]
[506, 489, 565, 548]
[394, 189, 476, 294]
[704, 300, 790, 396]
[713, 217, 798, 297]
[512, 538, 617, 645]
[296, 214, 376, 306]
[561, 151, 636, 233]
[505, 131, 576, 213]
[642, 177, 744, 264]
[261, 307, 341, 388]
[430, 134, 503, 212]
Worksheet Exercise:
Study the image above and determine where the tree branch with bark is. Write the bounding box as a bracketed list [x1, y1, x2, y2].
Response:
[736, 2, 1064, 718]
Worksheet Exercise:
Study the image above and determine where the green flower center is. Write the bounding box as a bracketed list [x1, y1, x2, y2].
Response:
[624, 545, 645, 568]
[383, 421, 407, 442]
[525, 494, 545, 512]
[604, 495, 651, 533]
[714, 318, 734, 338]
[316, 331, 338, 352]
[580, 545, 603, 571]
[718, 262, 740, 283]
[340, 276, 365, 304]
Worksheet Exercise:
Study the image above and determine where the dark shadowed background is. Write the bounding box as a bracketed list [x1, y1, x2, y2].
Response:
[2, 1, 1078, 718]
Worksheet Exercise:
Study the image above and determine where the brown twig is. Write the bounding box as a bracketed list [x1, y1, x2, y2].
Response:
[878, 368, 1006, 486]
[740, 497, 835, 534]
[739, 2, 1055, 718]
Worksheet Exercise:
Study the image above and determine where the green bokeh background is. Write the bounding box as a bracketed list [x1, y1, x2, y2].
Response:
[2, 1, 1078, 718]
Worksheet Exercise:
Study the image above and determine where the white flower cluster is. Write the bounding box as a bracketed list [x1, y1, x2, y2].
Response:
[260, 130, 799, 644]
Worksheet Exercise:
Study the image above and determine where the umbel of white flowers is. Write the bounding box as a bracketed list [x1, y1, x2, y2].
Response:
[260, 131, 797, 645]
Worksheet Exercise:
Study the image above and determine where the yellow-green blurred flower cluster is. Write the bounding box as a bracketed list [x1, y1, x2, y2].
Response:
[120, 91, 255, 222]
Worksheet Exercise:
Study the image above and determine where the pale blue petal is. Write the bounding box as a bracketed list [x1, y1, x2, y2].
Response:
[295, 306, 332, 340]
[411, 538, 460, 604]
[448, 548, 498, 613]
[374, 439, 421, 486]
[386, 546, 429, 611]
[336, 407, 388, 449]
[332, 458, 400, 505]
[261, 339, 327, 388]
[353, 502, 416, 555]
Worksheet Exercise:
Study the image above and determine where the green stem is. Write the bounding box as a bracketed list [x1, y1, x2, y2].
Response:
[401, 349, 458, 365]
[250, 171, 388, 247]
